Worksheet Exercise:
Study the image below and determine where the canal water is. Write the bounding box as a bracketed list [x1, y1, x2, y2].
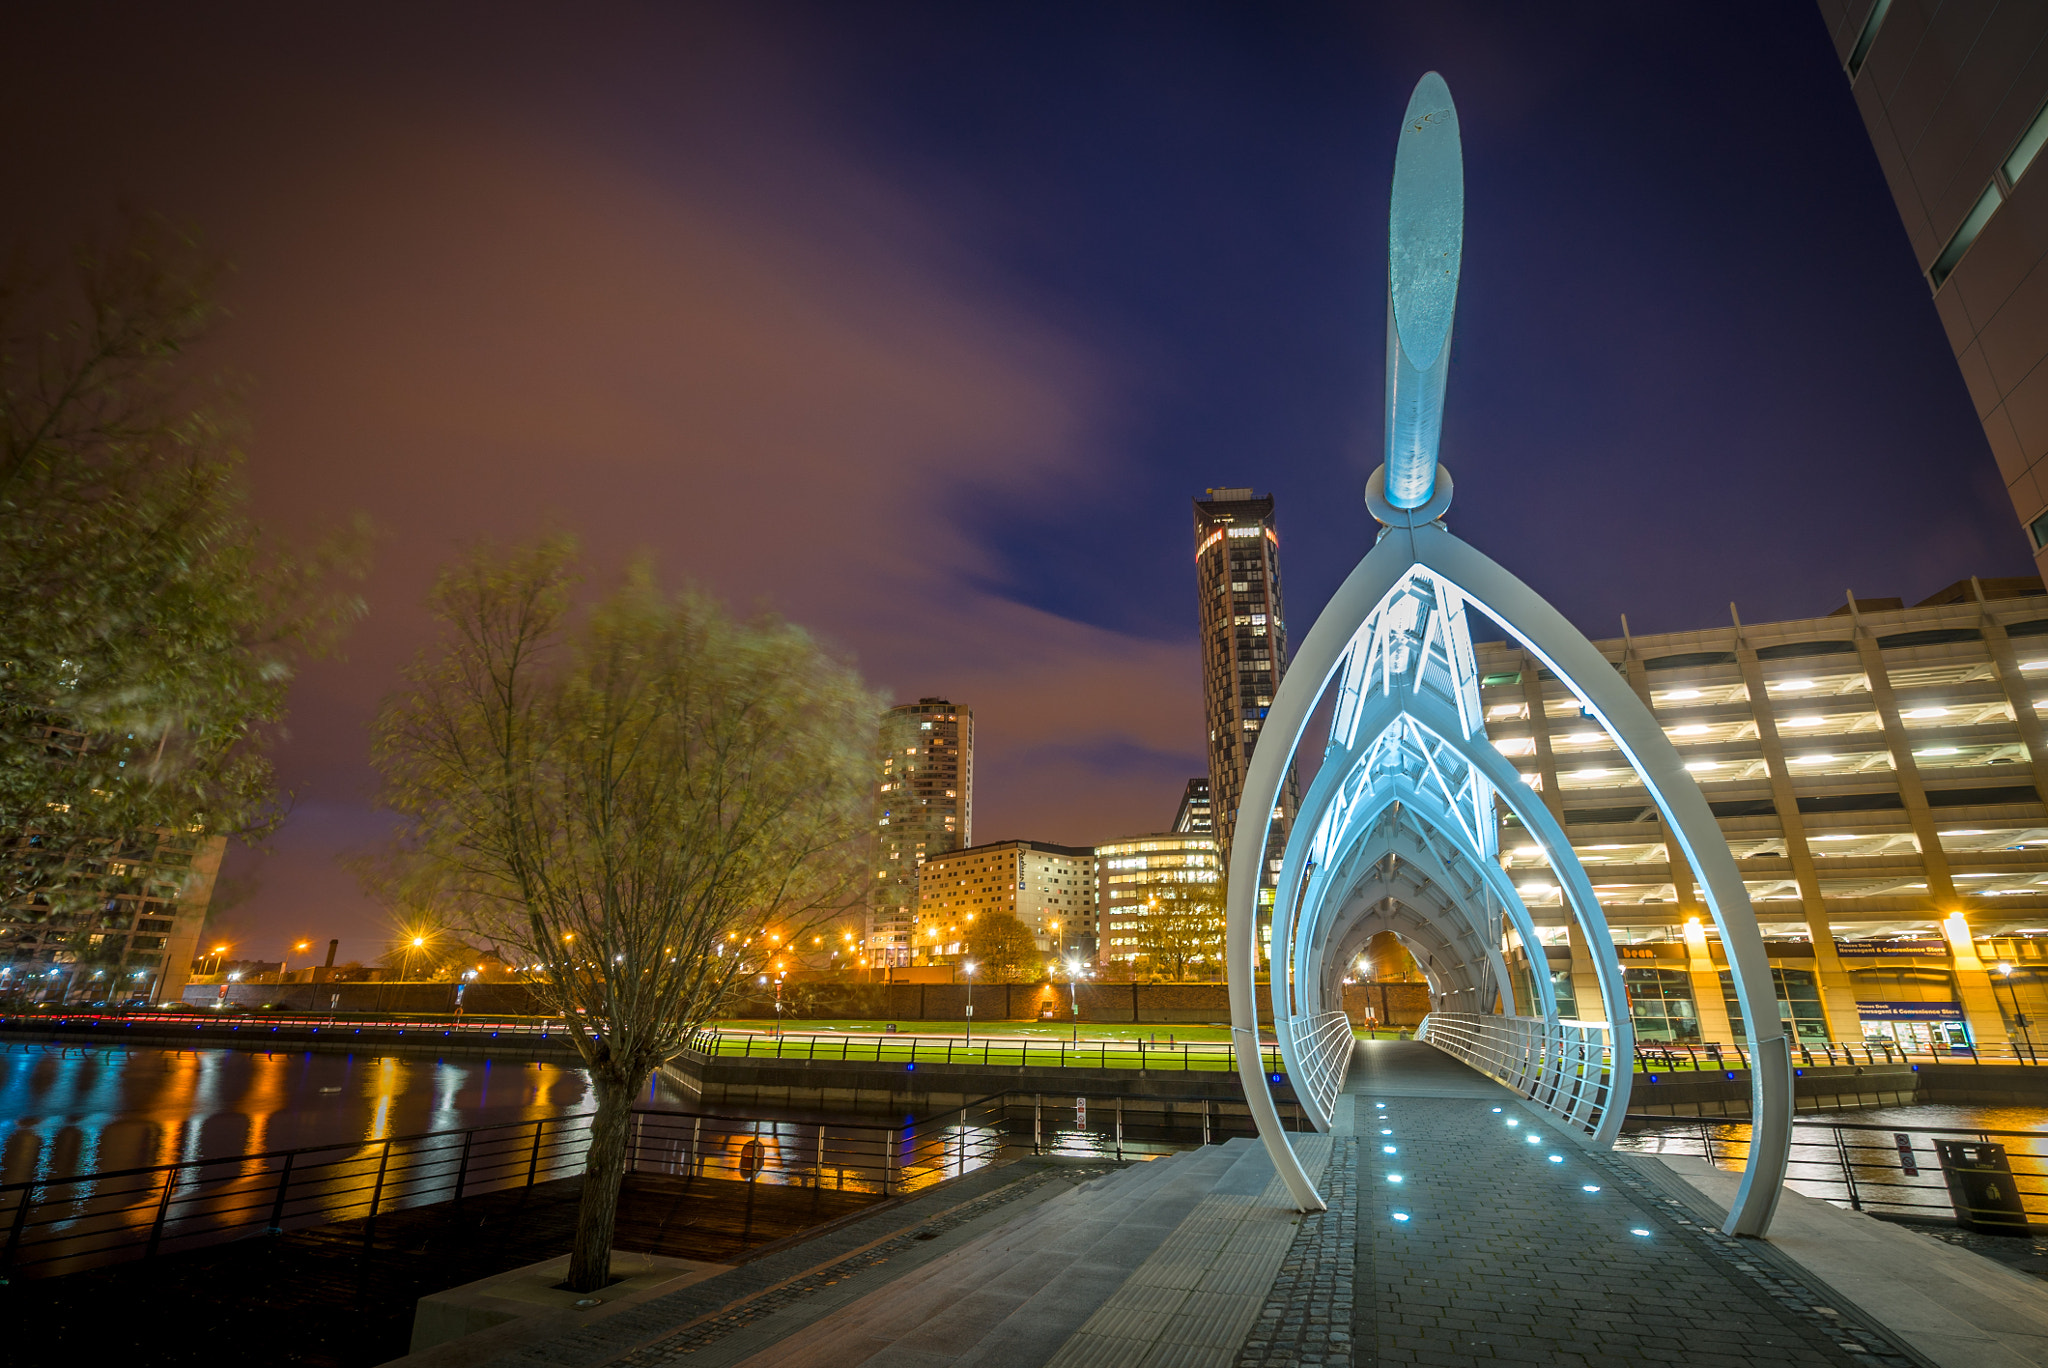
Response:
[0, 1042, 688, 1187]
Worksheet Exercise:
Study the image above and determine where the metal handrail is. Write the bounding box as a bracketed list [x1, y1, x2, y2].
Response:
[1622, 1114, 2048, 1222]
[0, 1084, 1299, 1280]
[686, 1027, 1287, 1073]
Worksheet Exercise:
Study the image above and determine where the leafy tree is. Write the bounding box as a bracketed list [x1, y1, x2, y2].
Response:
[0, 217, 367, 915]
[1132, 882, 1224, 981]
[370, 537, 878, 1291]
[964, 911, 1042, 983]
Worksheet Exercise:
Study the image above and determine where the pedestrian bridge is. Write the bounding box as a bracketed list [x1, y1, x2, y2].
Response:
[1223, 71, 1794, 1237]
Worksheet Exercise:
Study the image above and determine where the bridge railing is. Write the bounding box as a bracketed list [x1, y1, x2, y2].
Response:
[1284, 1011, 1356, 1124]
[1418, 1012, 1618, 1136]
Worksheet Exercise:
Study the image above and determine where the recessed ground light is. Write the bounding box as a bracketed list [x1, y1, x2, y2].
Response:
[1491, 1107, 1502, 1113]
[1387, 1174, 1403, 1183]
[1392, 1212, 1410, 1222]
[1383, 1145, 1397, 1154]
[1380, 1128, 1393, 1135]
[1526, 1136, 1540, 1145]
[1582, 1185, 1601, 1193]
[1548, 1155, 1564, 1162]
[1505, 1119, 1519, 1127]
[1631, 1228, 1652, 1237]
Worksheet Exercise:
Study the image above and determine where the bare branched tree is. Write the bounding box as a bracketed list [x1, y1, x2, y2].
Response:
[370, 537, 879, 1291]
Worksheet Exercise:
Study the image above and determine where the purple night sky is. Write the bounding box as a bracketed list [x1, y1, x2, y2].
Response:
[1, 3, 2026, 961]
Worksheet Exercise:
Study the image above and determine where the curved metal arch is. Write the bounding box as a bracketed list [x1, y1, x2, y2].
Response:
[1272, 761, 1543, 1063]
[1270, 673, 1636, 1142]
[1273, 695, 1563, 1013]
[1274, 800, 1520, 1129]
[1228, 521, 1793, 1237]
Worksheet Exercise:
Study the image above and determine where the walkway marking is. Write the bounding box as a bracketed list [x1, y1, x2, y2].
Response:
[1046, 1137, 1332, 1368]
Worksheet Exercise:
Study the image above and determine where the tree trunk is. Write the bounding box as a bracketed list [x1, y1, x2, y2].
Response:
[566, 1071, 637, 1292]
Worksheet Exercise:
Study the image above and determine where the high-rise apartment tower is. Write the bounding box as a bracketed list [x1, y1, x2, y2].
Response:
[869, 697, 972, 968]
[1193, 488, 1295, 908]
[1173, 778, 1213, 835]
[1815, 1, 2048, 575]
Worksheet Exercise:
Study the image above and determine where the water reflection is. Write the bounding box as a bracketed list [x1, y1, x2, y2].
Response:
[0, 1043, 608, 1187]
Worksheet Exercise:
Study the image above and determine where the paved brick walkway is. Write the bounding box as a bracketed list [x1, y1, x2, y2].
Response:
[1346, 1041, 1919, 1368]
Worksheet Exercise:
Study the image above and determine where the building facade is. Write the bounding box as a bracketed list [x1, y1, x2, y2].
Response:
[912, 839, 1095, 964]
[1172, 778, 1213, 834]
[1, 827, 223, 1005]
[1193, 488, 1295, 908]
[869, 697, 972, 968]
[1816, 1, 2048, 576]
[1095, 832, 1223, 975]
[1479, 576, 2048, 1053]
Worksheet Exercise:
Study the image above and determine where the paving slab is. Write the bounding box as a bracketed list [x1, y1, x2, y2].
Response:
[1658, 1152, 2048, 1368]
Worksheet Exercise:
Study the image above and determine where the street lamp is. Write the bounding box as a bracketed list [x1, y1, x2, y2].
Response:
[1066, 957, 1083, 1044]
[963, 961, 976, 1045]
[1996, 962, 2036, 1064]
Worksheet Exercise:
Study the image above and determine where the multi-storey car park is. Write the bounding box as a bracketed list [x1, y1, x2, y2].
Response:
[1477, 575, 2048, 1057]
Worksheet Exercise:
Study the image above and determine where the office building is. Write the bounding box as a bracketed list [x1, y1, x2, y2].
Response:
[912, 839, 1095, 963]
[1095, 832, 1223, 975]
[1, 820, 223, 1005]
[1193, 488, 1296, 906]
[1816, 1, 2048, 575]
[1172, 778, 1213, 834]
[869, 698, 972, 968]
[1481, 576, 2048, 1053]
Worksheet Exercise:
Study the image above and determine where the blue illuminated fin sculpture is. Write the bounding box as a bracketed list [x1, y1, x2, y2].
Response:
[1225, 72, 1795, 1239]
[1381, 72, 1462, 512]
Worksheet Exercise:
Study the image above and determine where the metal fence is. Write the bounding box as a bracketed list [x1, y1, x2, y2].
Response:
[690, 1028, 1287, 1073]
[1628, 1039, 2038, 1072]
[0, 1088, 1296, 1280]
[1, 1013, 1296, 1073]
[1420, 1012, 1619, 1140]
[1620, 1116, 2048, 1223]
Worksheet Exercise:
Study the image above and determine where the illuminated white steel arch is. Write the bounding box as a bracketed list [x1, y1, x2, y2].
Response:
[1226, 515, 1795, 1236]
[1225, 71, 1791, 1236]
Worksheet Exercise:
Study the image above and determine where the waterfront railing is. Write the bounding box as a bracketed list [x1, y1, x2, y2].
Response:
[0, 1089, 1290, 1280]
[1622, 1115, 2048, 1224]
[1632, 1038, 2043, 1073]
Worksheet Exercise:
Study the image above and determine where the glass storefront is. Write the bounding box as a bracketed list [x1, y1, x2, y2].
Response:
[1550, 968, 1578, 1020]
[1624, 966, 1699, 1043]
[1718, 967, 1832, 1044]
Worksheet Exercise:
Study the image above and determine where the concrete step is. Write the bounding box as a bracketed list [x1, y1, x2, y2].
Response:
[728, 1141, 1254, 1367]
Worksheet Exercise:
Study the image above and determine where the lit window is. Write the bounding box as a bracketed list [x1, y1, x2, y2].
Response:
[1931, 182, 2002, 288]
[2003, 98, 2048, 188]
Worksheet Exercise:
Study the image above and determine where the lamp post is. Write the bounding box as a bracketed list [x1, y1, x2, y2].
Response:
[1996, 962, 2037, 1064]
[963, 961, 975, 1046]
[1066, 958, 1082, 1044]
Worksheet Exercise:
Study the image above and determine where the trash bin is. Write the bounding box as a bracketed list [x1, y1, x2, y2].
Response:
[1933, 1139, 2031, 1234]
